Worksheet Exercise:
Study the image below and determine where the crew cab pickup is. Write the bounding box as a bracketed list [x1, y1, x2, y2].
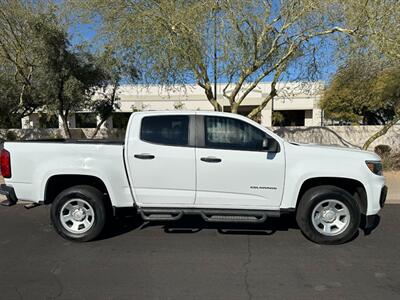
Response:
[0, 111, 387, 244]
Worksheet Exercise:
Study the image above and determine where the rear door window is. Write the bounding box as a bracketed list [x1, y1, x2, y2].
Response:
[141, 115, 189, 146]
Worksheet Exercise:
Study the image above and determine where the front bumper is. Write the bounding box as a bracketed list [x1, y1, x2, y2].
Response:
[360, 186, 386, 233]
[380, 186, 388, 208]
[0, 184, 18, 206]
[361, 214, 380, 229]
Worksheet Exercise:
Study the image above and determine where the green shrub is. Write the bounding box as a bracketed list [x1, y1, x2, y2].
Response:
[382, 153, 400, 171]
[373, 145, 400, 171]
[49, 130, 64, 139]
[374, 145, 392, 157]
[5, 131, 17, 141]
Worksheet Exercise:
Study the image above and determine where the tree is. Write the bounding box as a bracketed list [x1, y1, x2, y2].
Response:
[321, 0, 400, 150]
[0, 0, 52, 123]
[37, 28, 107, 138]
[321, 58, 400, 150]
[0, 66, 34, 128]
[89, 48, 138, 138]
[0, 0, 111, 138]
[341, 0, 400, 64]
[73, 0, 354, 120]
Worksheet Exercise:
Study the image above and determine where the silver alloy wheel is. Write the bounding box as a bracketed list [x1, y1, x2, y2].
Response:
[311, 199, 350, 236]
[60, 199, 95, 234]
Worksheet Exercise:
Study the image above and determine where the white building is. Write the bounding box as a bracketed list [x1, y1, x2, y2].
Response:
[21, 82, 324, 129]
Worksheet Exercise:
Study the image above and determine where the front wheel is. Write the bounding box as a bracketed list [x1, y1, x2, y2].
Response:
[50, 185, 108, 242]
[296, 185, 361, 245]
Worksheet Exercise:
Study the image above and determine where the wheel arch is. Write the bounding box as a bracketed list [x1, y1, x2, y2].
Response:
[44, 174, 112, 206]
[296, 177, 368, 214]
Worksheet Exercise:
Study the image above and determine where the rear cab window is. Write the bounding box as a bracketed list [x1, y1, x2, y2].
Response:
[140, 115, 189, 146]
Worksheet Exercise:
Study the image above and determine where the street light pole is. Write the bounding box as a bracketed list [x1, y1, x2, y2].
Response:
[213, 1, 218, 110]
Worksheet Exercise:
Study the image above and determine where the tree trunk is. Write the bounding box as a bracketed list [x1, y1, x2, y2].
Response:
[230, 103, 239, 114]
[362, 116, 400, 150]
[247, 91, 276, 121]
[91, 83, 119, 139]
[208, 96, 222, 112]
[60, 114, 72, 139]
[203, 82, 222, 111]
[214, 101, 222, 112]
[91, 119, 106, 139]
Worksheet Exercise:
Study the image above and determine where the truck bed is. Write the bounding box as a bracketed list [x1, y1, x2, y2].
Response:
[6, 139, 124, 145]
[2, 140, 132, 207]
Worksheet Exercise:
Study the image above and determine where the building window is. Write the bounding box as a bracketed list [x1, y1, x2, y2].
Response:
[0, 118, 21, 129]
[112, 113, 131, 129]
[272, 110, 305, 126]
[38, 114, 59, 129]
[75, 113, 97, 128]
[223, 105, 261, 123]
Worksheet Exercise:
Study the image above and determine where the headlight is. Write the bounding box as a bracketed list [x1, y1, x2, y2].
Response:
[365, 160, 383, 175]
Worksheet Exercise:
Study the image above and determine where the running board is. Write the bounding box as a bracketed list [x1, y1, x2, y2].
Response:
[139, 208, 184, 221]
[138, 208, 281, 223]
[200, 212, 266, 223]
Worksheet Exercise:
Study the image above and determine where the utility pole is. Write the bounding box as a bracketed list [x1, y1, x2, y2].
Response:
[213, 1, 218, 110]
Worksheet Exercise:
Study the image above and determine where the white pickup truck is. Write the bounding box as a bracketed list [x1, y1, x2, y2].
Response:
[0, 111, 387, 244]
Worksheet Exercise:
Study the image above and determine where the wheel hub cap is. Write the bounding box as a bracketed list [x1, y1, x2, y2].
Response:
[311, 199, 351, 236]
[322, 209, 336, 223]
[59, 199, 95, 234]
[72, 208, 86, 221]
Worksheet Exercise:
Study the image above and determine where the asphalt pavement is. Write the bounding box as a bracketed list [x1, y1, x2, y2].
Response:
[0, 204, 399, 300]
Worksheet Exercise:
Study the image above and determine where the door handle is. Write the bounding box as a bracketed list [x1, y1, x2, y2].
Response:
[134, 153, 155, 160]
[200, 156, 222, 163]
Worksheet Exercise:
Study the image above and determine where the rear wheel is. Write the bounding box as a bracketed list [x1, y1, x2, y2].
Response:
[296, 185, 361, 244]
[51, 185, 108, 242]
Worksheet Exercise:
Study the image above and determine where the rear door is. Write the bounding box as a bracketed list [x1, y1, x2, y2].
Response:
[195, 114, 285, 209]
[126, 113, 196, 206]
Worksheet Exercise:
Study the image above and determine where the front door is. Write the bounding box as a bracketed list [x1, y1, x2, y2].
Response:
[195, 115, 285, 209]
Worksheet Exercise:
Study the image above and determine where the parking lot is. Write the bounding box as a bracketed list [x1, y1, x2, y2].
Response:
[0, 203, 399, 299]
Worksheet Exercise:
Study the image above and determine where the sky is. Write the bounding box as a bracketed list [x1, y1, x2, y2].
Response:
[68, 23, 97, 48]
[66, 15, 339, 85]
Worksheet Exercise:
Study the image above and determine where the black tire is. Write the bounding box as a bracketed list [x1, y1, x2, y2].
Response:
[50, 185, 108, 242]
[296, 185, 361, 245]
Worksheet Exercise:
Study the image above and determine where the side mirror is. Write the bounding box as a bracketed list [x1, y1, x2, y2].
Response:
[262, 138, 280, 153]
